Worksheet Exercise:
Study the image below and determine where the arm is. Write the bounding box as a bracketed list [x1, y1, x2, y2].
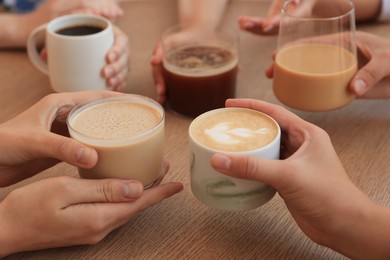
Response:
[239, 0, 384, 36]
[0, 0, 123, 49]
[178, 0, 229, 30]
[211, 98, 390, 259]
[0, 13, 42, 48]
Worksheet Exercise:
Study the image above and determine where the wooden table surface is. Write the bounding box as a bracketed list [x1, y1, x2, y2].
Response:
[1, 1, 389, 259]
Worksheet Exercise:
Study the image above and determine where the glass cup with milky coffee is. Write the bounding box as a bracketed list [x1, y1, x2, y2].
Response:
[67, 95, 164, 188]
[273, 0, 357, 112]
[189, 108, 280, 211]
[161, 24, 239, 118]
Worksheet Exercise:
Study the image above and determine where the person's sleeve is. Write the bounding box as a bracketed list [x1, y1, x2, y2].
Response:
[379, 0, 390, 21]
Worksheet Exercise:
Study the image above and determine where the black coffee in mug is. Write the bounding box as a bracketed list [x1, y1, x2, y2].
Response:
[56, 25, 104, 36]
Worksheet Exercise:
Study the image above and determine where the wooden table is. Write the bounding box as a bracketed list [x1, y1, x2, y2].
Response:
[1, 1, 389, 259]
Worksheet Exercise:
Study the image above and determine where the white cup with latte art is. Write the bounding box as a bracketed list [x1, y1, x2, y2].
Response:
[189, 108, 280, 211]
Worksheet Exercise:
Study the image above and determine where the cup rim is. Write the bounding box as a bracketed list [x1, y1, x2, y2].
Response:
[47, 13, 112, 38]
[67, 94, 165, 146]
[282, 0, 355, 21]
[189, 107, 281, 153]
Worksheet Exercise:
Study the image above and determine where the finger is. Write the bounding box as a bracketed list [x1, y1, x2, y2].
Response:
[130, 182, 184, 212]
[88, 181, 184, 231]
[55, 177, 145, 206]
[350, 58, 390, 96]
[238, 16, 279, 35]
[265, 64, 274, 78]
[105, 57, 129, 90]
[211, 153, 286, 189]
[106, 26, 130, 65]
[151, 44, 167, 104]
[25, 131, 98, 168]
[225, 99, 307, 132]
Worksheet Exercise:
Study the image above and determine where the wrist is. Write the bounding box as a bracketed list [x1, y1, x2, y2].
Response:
[324, 197, 390, 259]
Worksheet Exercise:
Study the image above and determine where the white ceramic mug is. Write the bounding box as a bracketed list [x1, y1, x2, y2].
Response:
[27, 14, 114, 92]
[189, 107, 281, 211]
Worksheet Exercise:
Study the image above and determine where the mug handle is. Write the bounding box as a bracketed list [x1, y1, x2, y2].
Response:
[27, 24, 49, 75]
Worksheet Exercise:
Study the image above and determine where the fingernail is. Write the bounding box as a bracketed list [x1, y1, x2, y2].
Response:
[213, 154, 231, 170]
[263, 23, 274, 32]
[353, 79, 366, 95]
[122, 182, 143, 199]
[104, 67, 113, 77]
[243, 21, 255, 29]
[108, 52, 117, 63]
[76, 147, 96, 166]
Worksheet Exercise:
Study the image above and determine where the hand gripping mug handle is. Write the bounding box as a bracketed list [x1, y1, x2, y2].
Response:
[27, 24, 49, 75]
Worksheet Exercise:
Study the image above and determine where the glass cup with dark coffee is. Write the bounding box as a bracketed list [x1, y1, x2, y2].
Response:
[161, 24, 239, 118]
[27, 14, 114, 92]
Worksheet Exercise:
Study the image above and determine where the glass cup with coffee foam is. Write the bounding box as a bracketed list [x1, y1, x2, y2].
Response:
[161, 24, 239, 118]
[189, 108, 280, 211]
[67, 95, 164, 188]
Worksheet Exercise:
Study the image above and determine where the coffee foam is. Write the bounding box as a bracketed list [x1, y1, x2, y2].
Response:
[70, 101, 162, 140]
[190, 108, 278, 152]
[163, 44, 238, 78]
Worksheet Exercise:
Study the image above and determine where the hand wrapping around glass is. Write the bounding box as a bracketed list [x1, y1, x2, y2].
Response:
[265, 31, 390, 99]
[0, 91, 183, 257]
[210, 98, 390, 259]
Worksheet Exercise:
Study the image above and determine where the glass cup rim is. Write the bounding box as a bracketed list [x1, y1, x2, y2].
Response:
[281, 0, 355, 22]
[67, 94, 165, 146]
[189, 107, 281, 154]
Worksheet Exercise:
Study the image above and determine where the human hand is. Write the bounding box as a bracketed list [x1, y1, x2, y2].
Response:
[238, 0, 304, 36]
[0, 91, 124, 187]
[0, 162, 183, 257]
[101, 25, 130, 92]
[151, 29, 208, 104]
[36, 0, 123, 21]
[39, 25, 130, 92]
[349, 31, 390, 98]
[264, 31, 390, 99]
[210, 98, 378, 257]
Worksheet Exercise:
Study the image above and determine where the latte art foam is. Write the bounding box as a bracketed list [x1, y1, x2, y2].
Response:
[204, 123, 270, 145]
[190, 108, 278, 152]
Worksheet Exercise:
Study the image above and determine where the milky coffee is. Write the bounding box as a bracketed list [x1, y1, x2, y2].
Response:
[189, 108, 280, 211]
[190, 108, 278, 152]
[67, 96, 164, 187]
[273, 43, 357, 111]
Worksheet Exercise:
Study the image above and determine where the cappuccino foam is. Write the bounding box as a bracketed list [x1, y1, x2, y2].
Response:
[70, 101, 162, 140]
[190, 108, 278, 152]
[164, 44, 238, 77]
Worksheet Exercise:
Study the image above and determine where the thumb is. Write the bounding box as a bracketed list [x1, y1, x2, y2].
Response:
[30, 132, 98, 168]
[350, 59, 388, 96]
[211, 153, 285, 188]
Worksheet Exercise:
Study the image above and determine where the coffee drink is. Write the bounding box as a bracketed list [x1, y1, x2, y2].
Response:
[56, 25, 104, 36]
[273, 43, 357, 112]
[27, 14, 114, 92]
[189, 108, 280, 211]
[190, 108, 278, 152]
[67, 95, 164, 187]
[163, 44, 238, 118]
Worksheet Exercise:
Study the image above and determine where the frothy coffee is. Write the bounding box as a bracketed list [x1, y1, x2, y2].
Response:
[67, 96, 164, 187]
[164, 45, 237, 76]
[71, 101, 162, 140]
[190, 108, 278, 152]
